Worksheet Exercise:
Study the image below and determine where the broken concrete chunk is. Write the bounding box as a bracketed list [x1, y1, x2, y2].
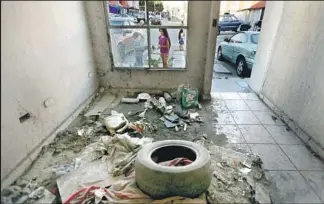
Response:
[137, 93, 151, 101]
[138, 110, 146, 118]
[170, 91, 177, 99]
[163, 93, 172, 102]
[189, 112, 200, 119]
[158, 97, 166, 107]
[121, 98, 140, 104]
[164, 114, 179, 123]
[101, 111, 128, 135]
[28, 187, 45, 199]
[164, 120, 178, 128]
[165, 106, 173, 114]
[144, 101, 153, 109]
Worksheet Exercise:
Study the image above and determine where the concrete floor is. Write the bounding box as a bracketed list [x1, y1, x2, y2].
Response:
[210, 91, 324, 203]
[4, 90, 323, 204]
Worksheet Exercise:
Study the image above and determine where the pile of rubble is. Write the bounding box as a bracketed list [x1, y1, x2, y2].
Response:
[1, 85, 272, 204]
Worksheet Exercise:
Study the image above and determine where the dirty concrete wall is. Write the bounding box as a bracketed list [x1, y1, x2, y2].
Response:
[250, 2, 324, 149]
[1, 1, 98, 182]
[249, 1, 284, 92]
[85, 1, 212, 92]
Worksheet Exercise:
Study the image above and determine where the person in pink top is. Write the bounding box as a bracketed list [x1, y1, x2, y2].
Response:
[158, 28, 171, 68]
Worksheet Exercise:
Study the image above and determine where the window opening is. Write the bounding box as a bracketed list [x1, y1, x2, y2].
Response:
[104, 0, 188, 70]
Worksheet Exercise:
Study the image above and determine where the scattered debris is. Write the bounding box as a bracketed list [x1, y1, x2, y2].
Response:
[170, 91, 177, 99]
[164, 113, 179, 123]
[99, 87, 105, 93]
[77, 127, 94, 137]
[137, 93, 151, 101]
[176, 84, 192, 102]
[190, 112, 203, 122]
[144, 101, 153, 109]
[181, 87, 199, 109]
[121, 97, 140, 104]
[165, 105, 173, 114]
[163, 92, 172, 102]
[138, 109, 147, 118]
[206, 146, 270, 204]
[1, 179, 55, 204]
[164, 120, 178, 128]
[101, 111, 128, 135]
[183, 123, 187, 131]
[62, 172, 207, 204]
[159, 97, 167, 107]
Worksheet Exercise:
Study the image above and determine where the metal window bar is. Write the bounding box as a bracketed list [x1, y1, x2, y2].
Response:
[104, 0, 188, 70]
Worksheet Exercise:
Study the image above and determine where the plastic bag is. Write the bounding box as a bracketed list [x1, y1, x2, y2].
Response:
[181, 88, 199, 109]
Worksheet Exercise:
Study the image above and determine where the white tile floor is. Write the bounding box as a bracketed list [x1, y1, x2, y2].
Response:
[210, 91, 324, 204]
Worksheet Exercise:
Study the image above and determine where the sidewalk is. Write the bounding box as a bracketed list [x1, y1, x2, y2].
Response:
[211, 78, 251, 93]
[210, 91, 324, 203]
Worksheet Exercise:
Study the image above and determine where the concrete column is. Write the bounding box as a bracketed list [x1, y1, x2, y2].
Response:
[202, 1, 220, 100]
[248, 1, 284, 93]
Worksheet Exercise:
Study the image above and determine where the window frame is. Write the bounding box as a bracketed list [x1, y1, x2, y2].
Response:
[103, 1, 189, 71]
[251, 34, 259, 44]
[230, 32, 247, 43]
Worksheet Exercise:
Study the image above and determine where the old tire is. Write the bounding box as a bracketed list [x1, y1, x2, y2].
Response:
[135, 140, 212, 199]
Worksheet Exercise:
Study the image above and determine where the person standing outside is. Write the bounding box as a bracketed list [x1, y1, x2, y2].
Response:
[133, 32, 146, 67]
[158, 28, 171, 68]
[178, 29, 185, 51]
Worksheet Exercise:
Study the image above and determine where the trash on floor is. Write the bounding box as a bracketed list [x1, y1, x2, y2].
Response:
[1, 179, 56, 204]
[76, 134, 153, 177]
[121, 97, 140, 104]
[77, 127, 94, 137]
[176, 84, 201, 109]
[137, 93, 151, 101]
[164, 120, 178, 128]
[164, 113, 179, 123]
[159, 157, 193, 166]
[181, 87, 199, 109]
[163, 92, 172, 102]
[63, 172, 207, 204]
[101, 110, 128, 135]
[206, 145, 271, 204]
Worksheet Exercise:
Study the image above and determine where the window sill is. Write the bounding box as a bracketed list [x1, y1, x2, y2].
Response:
[114, 67, 186, 71]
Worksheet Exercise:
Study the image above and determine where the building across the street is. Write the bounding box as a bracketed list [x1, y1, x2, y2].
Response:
[107, 0, 139, 14]
[236, 1, 266, 29]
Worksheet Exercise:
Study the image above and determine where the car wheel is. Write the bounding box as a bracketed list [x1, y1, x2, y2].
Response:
[236, 56, 248, 77]
[217, 47, 224, 61]
[117, 43, 126, 61]
[135, 140, 212, 199]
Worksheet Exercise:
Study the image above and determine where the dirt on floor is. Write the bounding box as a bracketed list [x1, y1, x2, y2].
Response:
[2, 90, 265, 204]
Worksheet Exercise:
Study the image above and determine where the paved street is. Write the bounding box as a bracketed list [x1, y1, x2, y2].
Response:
[212, 31, 252, 93]
[214, 31, 237, 78]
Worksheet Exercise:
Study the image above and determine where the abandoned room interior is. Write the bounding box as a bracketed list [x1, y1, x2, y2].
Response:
[1, 1, 324, 203]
